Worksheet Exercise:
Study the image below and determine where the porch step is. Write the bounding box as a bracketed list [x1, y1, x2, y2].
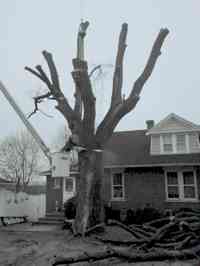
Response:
[35, 212, 65, 225]
[46, 212, 64, 218]
[35, 220, 63, 225]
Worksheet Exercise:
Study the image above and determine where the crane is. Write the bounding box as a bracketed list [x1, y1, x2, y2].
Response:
[0, 80, 51, 162]
[0, 80, 70, 177]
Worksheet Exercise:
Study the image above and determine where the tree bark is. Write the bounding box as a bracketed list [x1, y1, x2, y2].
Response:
[73, 150, 104, 235]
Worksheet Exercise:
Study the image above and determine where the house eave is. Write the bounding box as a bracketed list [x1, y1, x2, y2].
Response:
[146, 128, 200, 135]
[39, 170, 79, 176]
[104, 162, 200, 168]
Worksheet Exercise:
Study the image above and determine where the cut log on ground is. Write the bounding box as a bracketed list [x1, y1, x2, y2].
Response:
[53, 244, 200, 265]
[55, 209, 200, 265]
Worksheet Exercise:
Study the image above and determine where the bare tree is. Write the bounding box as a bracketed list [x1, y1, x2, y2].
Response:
[0, 130, 40, 193]
[25, 22, 169, 235]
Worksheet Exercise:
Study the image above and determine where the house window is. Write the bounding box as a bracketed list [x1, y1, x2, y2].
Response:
[65, 178, 74, 192]
[54, 178, 60, 189]
[163, 134, 173, 153]
[112, 173, 124, 200]
[176, 134, 186, 152]
[166, 170, 197, 201]
[183, 171, 196, 198]
[166, 172, 179, 199]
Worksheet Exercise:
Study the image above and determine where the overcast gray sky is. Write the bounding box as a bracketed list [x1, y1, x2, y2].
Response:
[0, 0, 200, 146]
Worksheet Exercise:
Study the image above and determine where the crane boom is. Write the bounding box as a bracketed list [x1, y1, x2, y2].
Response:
[0, 80, 51, 163]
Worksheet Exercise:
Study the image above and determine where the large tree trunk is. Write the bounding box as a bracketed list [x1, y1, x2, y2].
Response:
[74, 150, 104, 235]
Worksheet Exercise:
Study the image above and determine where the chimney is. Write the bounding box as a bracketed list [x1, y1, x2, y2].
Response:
[146, 120, 154, 130]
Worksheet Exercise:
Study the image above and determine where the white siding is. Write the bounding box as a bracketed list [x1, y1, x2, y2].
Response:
[150, 135, 161, 154]
[188, 133, 200, 153]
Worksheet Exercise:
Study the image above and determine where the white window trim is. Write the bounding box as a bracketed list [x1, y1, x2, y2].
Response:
[160, 133, 190, 154]
[165, 170, 198, 202]
[111, 172, 125, 201]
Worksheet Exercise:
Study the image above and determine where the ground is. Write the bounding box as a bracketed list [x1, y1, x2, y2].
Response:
[0, 224, 199, 266]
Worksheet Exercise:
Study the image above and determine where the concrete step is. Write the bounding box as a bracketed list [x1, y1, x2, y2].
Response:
[39, 216, 64, 222]
[46, 212, 64, 218]
[35, 219, 63, 225]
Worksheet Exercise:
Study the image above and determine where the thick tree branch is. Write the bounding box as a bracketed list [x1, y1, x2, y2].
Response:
[72, 59, 96, 143]
[25, 51, 83, 134]
[111, 23, 128, 109]
[96, 27, 169, 146]
[74, 90, 82, 119]
[42, 50, 61, 94]
[35, 65, 52, 90]
[24, 67, 45, 83]
[53, 244, 200, 265]
[128, 28, 169, 100]
[73, 21, 90, 120]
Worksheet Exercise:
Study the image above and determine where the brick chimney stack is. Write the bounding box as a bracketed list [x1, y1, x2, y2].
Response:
[146, 120, 154, 130]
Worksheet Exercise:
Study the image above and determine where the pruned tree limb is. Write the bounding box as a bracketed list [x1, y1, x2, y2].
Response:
[111, 23, 128, 109]
[72, 59, 96, 142]
[128, 28, 169, 100]
[96, 28, 169, 146]
[42, 50, 61, 94]
[25, 52, 83, 136]
[107, 219, 149, 240]
[73, 21, 90, 120]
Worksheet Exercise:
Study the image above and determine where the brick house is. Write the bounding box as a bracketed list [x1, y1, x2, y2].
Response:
[44, 113, 200, 213]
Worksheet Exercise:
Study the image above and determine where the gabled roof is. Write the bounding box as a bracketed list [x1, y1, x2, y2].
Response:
[147, 113, 200, 135]
[103, 130, 200, 168]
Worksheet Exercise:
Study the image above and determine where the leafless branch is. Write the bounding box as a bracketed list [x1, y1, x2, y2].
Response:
[96, 27, 169, 145]
[42, 50, 61, 94]
[24, 67, 45, 83]
[26, 51, 82, 134]
[129, 28, 169, 100]
[89, 65, 102, 78]
[111, 23, 128, 109]
[27, 91, 52, 118]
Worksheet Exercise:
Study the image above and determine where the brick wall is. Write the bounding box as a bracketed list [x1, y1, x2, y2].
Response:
[103, 167, 200, 211]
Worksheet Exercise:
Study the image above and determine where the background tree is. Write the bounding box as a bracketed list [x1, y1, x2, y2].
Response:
[0, 130, 41, 193]
[25, 22, 169, 235]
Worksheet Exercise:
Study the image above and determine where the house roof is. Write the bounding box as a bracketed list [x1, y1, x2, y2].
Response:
[103, 130, 200, 168]
[147, 113, 200, 135]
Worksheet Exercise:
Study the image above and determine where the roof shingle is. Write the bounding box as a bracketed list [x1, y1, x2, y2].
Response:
[103, 130, 200, 167]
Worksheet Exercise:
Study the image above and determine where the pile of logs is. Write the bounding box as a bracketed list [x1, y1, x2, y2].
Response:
[53, 209, 200, 265]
